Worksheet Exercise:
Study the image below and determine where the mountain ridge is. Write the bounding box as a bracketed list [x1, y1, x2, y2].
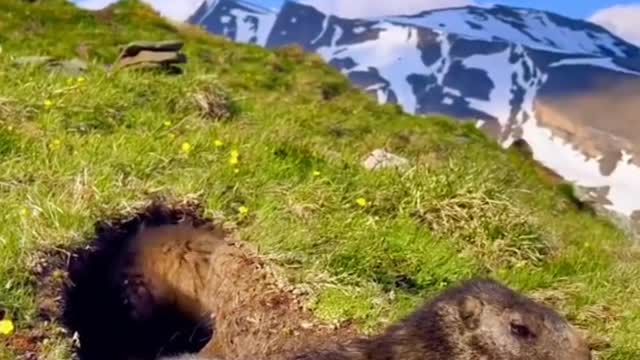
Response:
[190, 0, 640, 230]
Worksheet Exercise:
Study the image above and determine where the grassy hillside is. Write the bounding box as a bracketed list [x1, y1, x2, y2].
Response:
[0, 0, 639, 358]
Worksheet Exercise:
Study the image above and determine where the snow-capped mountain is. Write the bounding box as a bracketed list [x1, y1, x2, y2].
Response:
[190, 0, 640, 234]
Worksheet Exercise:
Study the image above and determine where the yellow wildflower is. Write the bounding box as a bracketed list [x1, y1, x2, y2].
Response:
[312, 170, 321, 177]
[43, 99, 53, 109]
[19, 208, 29, 216]
[234, 168, 240, 174]
[0, 319, 14, 336]
[181, 142, 192, 154]
[229, 150, 240, 165]
[238, 206, 249, 216]
[77, 76, 86, 84]
[356, 198, 368, 207]
[214, 140, 224, 147]
[49, 139, 62, 150]
[163, 121, 172, 127]
[168, 133, 176, 140]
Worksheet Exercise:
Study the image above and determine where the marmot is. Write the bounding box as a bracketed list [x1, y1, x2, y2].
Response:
[109, 222, 591, 360]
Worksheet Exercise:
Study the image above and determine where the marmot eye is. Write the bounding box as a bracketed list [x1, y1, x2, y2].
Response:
[510, 323, 535, 339]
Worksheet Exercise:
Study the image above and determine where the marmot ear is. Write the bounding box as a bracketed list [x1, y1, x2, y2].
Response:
[459, 296, 483, 330]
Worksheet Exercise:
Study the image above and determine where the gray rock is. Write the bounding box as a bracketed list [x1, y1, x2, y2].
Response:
[118, 40, 184, 57]
[13, 56, 55, 66]
[362, 149, 410, 171]
[112, 40, 187, 73]
[13, 56, 88, 75]
[114, 50, 187, 69]
[56, 58, 89, 75]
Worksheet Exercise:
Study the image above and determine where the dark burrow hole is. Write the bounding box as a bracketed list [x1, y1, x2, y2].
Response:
[61, 201, 215, 360]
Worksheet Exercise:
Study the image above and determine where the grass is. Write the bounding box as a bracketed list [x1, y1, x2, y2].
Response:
[0, 0, 639, 358]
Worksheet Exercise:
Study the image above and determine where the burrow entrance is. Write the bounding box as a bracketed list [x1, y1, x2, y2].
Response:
[61, 201, 217, 360]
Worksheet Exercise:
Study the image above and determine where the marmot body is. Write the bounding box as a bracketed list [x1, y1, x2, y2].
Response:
[121, 224, 590, 360]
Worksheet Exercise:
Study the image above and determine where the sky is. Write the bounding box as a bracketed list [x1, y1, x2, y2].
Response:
[74, 0, 640, 45]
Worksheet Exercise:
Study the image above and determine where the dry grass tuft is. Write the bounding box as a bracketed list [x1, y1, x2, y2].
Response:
[190, 83, 237, 122]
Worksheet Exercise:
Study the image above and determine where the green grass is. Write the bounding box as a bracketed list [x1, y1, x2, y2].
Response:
[0, 0, 639, 358]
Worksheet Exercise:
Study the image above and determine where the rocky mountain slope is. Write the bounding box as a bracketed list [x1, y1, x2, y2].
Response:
[189, 0, 640, 234]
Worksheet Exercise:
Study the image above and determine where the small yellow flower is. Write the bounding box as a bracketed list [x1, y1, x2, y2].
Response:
[168, 133, 176, 140]
[312, 170, 321, 177]
[77, 76, 86, 84]
[214, 140, 224, 147]
[229, 150, 240, 165]
[163, 121, 172, 127]
[238, 206, 249, 216]
[19, 208, 29, 216]
[43, 99, 53, 109]
[181, 142, 192, 154]
[234, 168, 240, 174]
[0, 319, 15, 336]
[356, 197, 368, 207]
[49, 139, 62, 150]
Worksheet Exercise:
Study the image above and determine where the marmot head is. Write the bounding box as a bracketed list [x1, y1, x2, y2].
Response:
[428, 278, 591, 360]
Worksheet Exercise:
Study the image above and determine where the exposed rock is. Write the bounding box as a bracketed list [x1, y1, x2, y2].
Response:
[362, 149, 410, 171]
[13, 56, 54, 66]
[13, 56, 88, 75]
[118, 40, 184, 57]
[112, 40, 187, 74]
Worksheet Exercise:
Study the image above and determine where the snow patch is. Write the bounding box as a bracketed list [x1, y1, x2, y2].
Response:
[354, 26, 367, 34]
[550, 57, 640, 76]
[316, 22, 427, 113]
[387, 6, 631, 57]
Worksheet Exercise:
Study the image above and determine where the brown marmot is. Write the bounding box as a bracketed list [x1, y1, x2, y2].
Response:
[111, 223, 591, 360]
